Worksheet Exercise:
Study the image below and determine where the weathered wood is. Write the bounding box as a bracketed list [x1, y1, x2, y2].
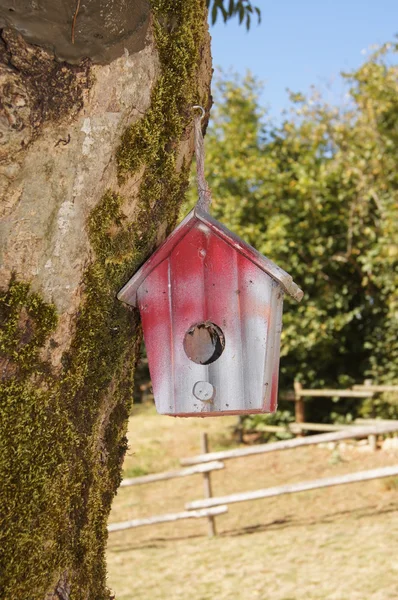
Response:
[355, 418, 398, 425]
[186, 465, 398, 510]
[368, 434, 377, 452]
[293, 422, 355, 432]
[240, 422, 355, 435]
[180, 422, 398, 466]
[108, 505, 228, 532]
[353, 385, 398, 393]
[279, 385, 395, 401]
[120, 460, 224, 487]
[274, 422, 382, 434]
[297, 389, 373, 398]
[294, 381, 305, 436]
[201, 432, 216, 537]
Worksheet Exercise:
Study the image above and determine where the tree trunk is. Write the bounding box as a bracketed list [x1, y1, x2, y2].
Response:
[0, 2, 211, 598]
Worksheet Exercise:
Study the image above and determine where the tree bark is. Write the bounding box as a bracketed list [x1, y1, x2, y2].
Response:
[0, 2, 212, 598]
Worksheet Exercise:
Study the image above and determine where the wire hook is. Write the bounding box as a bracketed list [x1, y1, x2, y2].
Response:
[192, 105, 206, 120]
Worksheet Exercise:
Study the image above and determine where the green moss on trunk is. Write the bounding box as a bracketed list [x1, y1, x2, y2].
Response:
[0, 1, 209, 598]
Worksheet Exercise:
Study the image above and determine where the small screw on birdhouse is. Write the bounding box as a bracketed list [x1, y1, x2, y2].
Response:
[118, 106, 303, 417]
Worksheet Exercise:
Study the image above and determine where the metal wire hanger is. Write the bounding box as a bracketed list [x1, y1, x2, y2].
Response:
[193, 105, 212, 213]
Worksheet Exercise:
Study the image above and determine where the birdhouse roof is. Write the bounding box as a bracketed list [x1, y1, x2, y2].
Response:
[117, 206, 303, 306]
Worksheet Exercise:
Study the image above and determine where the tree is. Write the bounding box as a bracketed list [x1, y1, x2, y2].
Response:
[207, 0, 261, 29]
[185, 44, 398, 422]
[0, 2, 214, 598]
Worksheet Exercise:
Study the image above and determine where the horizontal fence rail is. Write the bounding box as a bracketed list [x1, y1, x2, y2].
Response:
[249, 420, 398, 435]
[108, 506, 228, 533]
[356, 418, 398, 425]
[186, 465, 398, 511]
[292, 422, 356, 432]
[120, 461, 224, 487]
[110, 419, 398, 538]
[352, 384, 398, 393]
[248, 422, 363, 435]
[181, 423, 398, 466]
[278, 381, 398, 437]
[111, 379, 398, 539]
[296, 389, 374, 398]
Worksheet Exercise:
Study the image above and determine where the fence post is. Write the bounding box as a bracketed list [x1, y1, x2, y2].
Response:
[363, 379, 377, 450]
[294, 381, 305, 436]
[201, 432, 216, 537]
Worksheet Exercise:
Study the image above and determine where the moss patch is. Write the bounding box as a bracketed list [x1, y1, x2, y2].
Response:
[1, 1, 209, 599]
[117, 0, 208, 236]
[0, 281, 70, 598]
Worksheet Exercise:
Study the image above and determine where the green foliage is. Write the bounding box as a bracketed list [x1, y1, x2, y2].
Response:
[240, 410, 295, 442]
[185, 43, 398, 421]
[207, 0, 261, 29]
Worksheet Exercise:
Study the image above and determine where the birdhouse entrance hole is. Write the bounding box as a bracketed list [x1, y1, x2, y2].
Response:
[183, 321, 225, 365]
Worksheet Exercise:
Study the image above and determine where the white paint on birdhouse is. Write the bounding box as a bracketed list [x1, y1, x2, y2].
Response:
[118, 205, 303, 417]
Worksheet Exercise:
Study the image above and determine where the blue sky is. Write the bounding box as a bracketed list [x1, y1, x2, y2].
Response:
[210, 0, 397, 120]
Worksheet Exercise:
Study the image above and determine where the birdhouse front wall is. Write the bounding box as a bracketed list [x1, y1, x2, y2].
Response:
[137, 221, 284, 416]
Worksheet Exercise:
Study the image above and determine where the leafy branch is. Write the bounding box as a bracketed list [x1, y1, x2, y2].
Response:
[207, 0, 261, 29]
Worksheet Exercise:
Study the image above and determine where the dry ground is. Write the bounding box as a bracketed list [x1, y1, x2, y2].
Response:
[107, 404, 398, 600]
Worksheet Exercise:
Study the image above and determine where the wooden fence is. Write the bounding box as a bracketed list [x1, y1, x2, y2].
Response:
[109, 421, 398, 537]
[108, 506, 228, 533]
[283, 381, 398, 435]
[180, 422, 398, 466]
[109, 433, 226, 536]
[230, 382, 398, 443]
[120, 459, 224, 487]
[186, 465, 398, 511]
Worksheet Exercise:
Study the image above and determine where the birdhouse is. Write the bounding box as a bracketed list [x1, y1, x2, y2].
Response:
[117, 205, 303, 417]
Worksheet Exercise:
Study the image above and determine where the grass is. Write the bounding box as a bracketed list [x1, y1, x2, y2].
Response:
[107, 404, 398, 599]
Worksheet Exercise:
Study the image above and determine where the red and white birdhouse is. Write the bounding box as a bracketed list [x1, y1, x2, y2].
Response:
[117, 205, 303, 417]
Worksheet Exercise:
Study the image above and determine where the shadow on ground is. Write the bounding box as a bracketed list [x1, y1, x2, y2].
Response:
[108, 501, 398, 553]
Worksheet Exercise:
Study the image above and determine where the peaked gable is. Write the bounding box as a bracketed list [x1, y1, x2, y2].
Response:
[117, 206, 303, 306]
